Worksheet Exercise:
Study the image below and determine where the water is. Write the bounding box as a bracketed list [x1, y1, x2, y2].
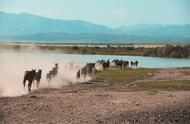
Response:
[0, 52, 190, 68]
[0, 52, 190, 97]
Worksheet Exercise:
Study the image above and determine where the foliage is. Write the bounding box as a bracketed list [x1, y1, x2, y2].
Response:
[143, 45, 190, 58]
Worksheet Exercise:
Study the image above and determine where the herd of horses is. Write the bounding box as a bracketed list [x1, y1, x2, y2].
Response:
[23, 60, 139, 92]
[23, 64, 58, 92]
[76, 59, 138, 82]
[96, 59, 138, 70]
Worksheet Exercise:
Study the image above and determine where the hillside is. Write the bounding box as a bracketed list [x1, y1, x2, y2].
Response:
[0, 11, 190, 44]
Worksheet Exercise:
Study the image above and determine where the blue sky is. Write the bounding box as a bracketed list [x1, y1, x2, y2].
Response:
[0, 0, 190, 27]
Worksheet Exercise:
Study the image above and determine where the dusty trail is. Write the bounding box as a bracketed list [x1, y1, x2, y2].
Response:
[1, 84, 190, 124]
[1, 64, 190, 124]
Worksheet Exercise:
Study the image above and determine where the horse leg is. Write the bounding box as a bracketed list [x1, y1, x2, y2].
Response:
[23, 79, 26, 89]
[84, 74, 86, 81]
[37, 80, 40, 88]
[33, 80, 35, 86]
[28, 80, 32, 92]
[35, 80, 38, 88]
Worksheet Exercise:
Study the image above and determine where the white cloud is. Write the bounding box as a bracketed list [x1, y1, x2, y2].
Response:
[109, 8, 128, 17]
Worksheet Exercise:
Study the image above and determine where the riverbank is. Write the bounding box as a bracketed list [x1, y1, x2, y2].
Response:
[0, 43, 190, 58]
[1, 68, 190, 124]
[0, 43, 164, 56]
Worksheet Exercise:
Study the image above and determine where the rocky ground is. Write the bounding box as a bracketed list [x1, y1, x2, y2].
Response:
[1, 68, 190, 124]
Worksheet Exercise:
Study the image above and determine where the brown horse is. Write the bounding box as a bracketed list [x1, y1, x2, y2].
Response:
[46, 63, 59, 82]
[23, 70, 36, 92]
[46, 70, 53, 82]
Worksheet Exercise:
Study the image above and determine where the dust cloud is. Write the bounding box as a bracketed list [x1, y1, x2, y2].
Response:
[0, 51, 90, 97]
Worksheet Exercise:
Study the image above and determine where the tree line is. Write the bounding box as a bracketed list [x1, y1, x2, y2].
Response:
[143, 45, 190, 58]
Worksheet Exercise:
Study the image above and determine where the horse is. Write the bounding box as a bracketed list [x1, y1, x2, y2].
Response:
[33, 69, 42, 88]
[46, 63, 59, 82]
[102, 60, 110, 70]
[91, 67, 97, 78]
[51, 67, 57, 78]
[81, 62, 97, 80]
[113, 60, 123, 69]
[81, 66, 87, 80]
[135, 61, 139, 67]
[23, 69, 36, 92]
[46, 71, 52, 82]
[52, 63, 59, 78]
[76, 70, 81, 82]
[123, 61, 129, 69]
[95, 61, 104, 71]
[131, 61, 138, 68]
[86, 63, 95, 76]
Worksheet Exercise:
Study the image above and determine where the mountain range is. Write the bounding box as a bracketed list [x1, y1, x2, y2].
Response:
[0, 11, 190, 44]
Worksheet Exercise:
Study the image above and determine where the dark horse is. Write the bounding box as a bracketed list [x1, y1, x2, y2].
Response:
[76, 70, 81, 82]
[33, 69, 42, 88]
[81, 66, 87, 80]
[23, 69, 36, 92]
[112, 60, 123, 69]
[80, 63, 95, 80]
[103, 60, 110, 70]
[131, 61, 138, 67]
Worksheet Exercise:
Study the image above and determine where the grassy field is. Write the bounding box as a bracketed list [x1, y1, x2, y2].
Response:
[91, 68, 190, 92]
[96, 68, 155, 82]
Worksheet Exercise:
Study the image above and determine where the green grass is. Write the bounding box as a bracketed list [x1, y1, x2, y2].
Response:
[96, 68, 155, 83]
[92, 69, 190, 92]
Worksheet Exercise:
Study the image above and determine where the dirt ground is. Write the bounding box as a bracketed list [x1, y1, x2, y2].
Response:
[152, 68, 190, 80]
[1, 68, 190, 124]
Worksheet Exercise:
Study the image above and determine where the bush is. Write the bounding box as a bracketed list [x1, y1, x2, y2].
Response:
[143, 45, 190, 58]
[72, 46, 79, 50]
[126, 47, 135, 50]
[107, 44, 111, 48]
[82, 48, 87, 54]
[94, 46, 100, 49]
[169, 51, 179, 58]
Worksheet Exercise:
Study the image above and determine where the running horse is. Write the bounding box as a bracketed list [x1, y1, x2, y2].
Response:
[52, 63, 59, 78]
[46, 63, 59, 82]
[76, 70, 81, 82]
[23, 69, 36, 92]
[33, 69, 42, 88]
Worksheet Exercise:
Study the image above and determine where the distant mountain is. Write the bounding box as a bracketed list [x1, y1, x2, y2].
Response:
[0, 11, 121, 35]
[1, 33, 190, 45]
[117, 23, 190, 37]
[0, 11, 190, 44]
